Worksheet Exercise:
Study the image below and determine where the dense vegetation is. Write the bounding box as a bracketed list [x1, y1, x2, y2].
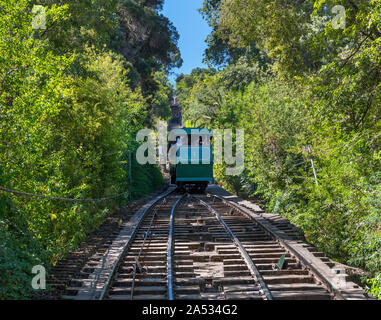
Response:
[0, 0, 179, 299]
[177, 0, 380, 298]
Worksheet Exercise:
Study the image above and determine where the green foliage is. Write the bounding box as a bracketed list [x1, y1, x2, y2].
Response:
[0, 192, 48, 299]
[367, 274, 381, 300]
[115, 0, 182, 94]
[145, 71, 173, 122]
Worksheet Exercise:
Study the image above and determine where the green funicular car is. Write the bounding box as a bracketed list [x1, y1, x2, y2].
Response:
[170, 127, 214, 192]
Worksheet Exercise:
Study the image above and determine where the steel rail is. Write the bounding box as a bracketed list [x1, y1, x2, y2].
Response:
[167, 195, 186, 300]
[98, 187, 176, 300]
[194, 195, 273, 300]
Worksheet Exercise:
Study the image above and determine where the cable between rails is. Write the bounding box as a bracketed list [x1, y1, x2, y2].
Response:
[130, 208, 159, 300]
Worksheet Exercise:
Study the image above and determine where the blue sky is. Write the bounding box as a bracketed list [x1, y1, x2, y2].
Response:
[161, 0, 211, 86]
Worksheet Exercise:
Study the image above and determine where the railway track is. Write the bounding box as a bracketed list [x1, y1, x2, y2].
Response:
[52, 185, 371, 300]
